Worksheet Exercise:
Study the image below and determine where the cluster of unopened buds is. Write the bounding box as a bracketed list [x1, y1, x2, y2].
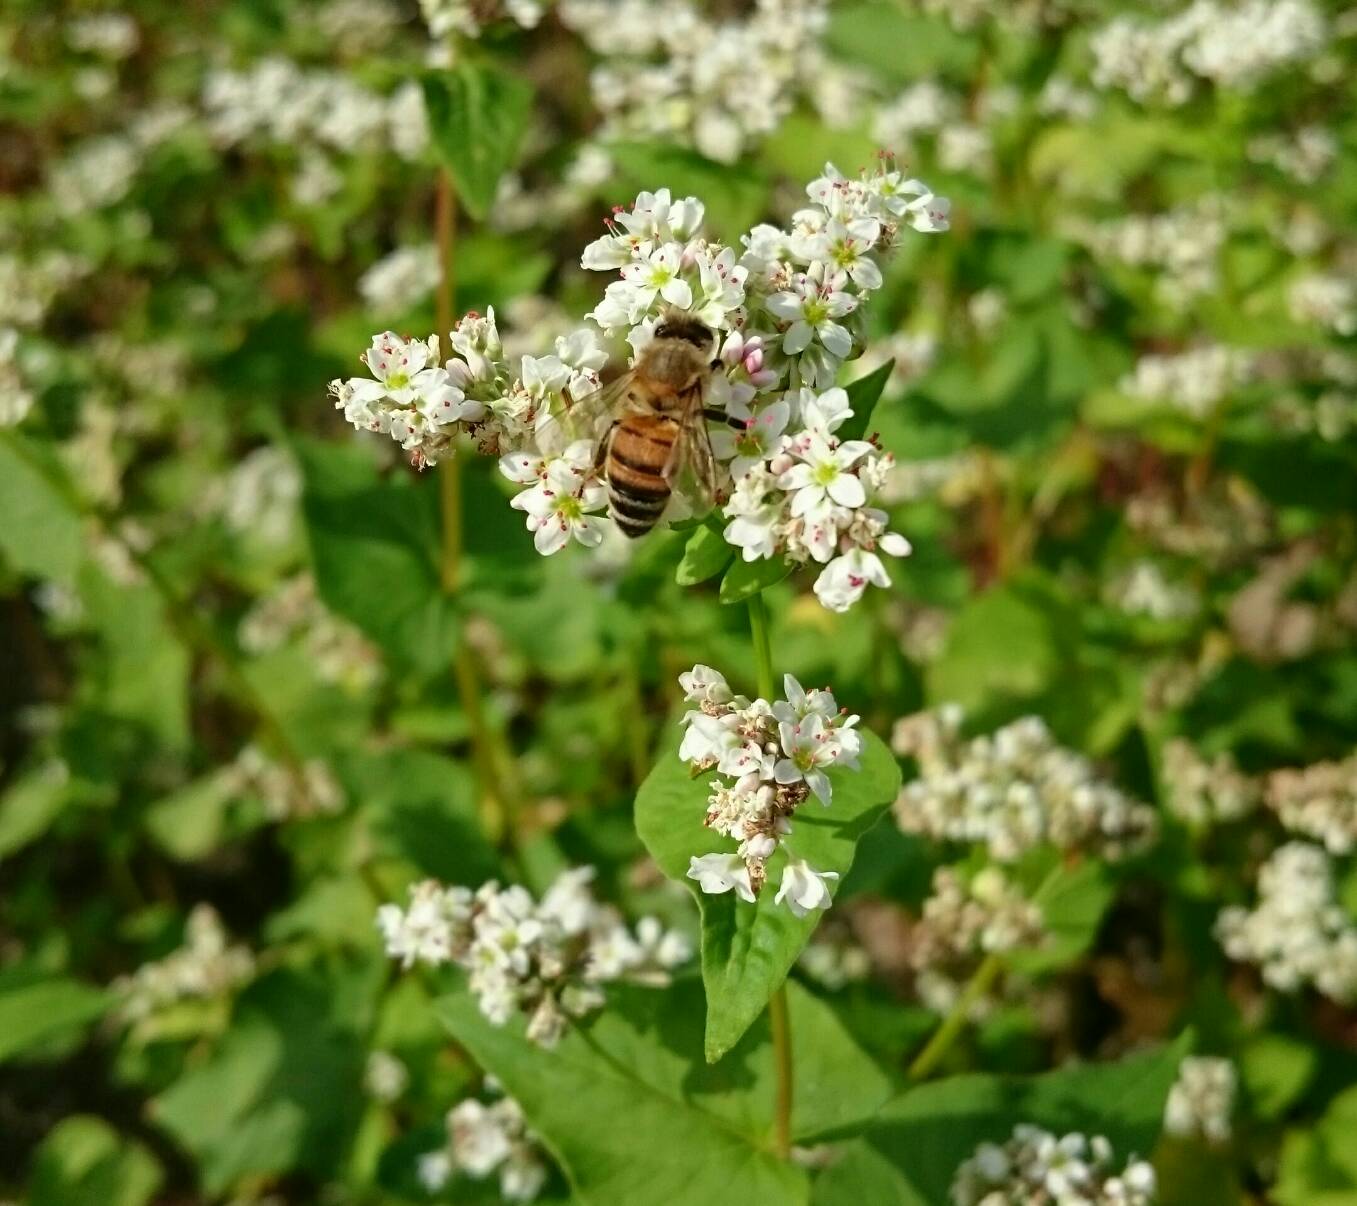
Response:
[376, 868, 688, 1046]
[677, 665, 860, 915]
[950, 1124, 1157, 1205]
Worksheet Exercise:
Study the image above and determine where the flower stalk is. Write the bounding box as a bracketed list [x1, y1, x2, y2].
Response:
[747, 589, 792, 1156]
[906, 864, 1064, 1081]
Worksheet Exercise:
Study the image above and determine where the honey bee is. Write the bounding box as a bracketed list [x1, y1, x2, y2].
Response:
[559, 311, 727, 538]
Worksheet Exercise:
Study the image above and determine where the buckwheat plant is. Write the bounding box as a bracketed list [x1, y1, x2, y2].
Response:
[678, 664, 861, 908]
[1164, 1056, 1237, 1145]
[330, 161, 948, 608]
[376, 868, 689, 1046]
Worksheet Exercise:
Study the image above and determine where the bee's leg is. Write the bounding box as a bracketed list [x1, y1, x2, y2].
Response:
[594, 422, 617, 476]
[703, 407, 745, 430]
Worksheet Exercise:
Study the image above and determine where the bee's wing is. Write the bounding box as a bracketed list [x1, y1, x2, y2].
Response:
[534, 371, 635, 457]
[664, 387, 719, 514]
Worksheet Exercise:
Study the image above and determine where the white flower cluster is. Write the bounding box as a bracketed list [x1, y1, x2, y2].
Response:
[798, 928, 872, 990]
[1248, 125, 1337, 185]
[561, 0, 829, 164]
[358, 244, 440, 314]
[1288, 273, 1357, 336]
[1077, 197, 1226, 309]
[202, 59, 427, 162]
[0, 250, 88, 329]
[677, 665, 860, 912]
[1090, 0, 1325, 105]
[363, 1050, 409, 1102]
[376, 869, 689, 1046]
[216, 444, 301, 546]
[911, 867, 1046, 968]
[1266, 753, 1357, 855]
[1161, 739, 1260, 830]
[227, 744, 345, 822]
[1164, 1056, 1236, 1144]
[1120, 345, 1253, 420]
[420, 0, 544, 38]
[892, 707, 1158, 862]
[951, 1125, 1157, 1206]
[238, 574, 382, 691]
[0, 329, 34, 428]
[331, 166, 945, 607]
[113, 904, 255, 1024]
[1215, 841, 1357, 1004]
[1104, 561, 1200, 621]
[418, 1091, 549, 1202]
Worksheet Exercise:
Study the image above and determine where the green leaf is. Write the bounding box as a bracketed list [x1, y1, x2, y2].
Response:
[422, 63, 534, 221]
[0, 767, 72, 858]
[1239, 1033, 1317, 1120]
[607, 141, 770, 237]
[29, 1115, 162, 1206]
[926, 585, 1062, 714]
[0, 973, 112, 1063]
[153, 969, 366, 1195]
[719, 555, 793, 605]
[836, 360, 895, 443]
[436, 978, 894, 1206]
[1276, 1086, 1357, 1205]
[0, 432, 83, 583]
[1008, 859, 1115, 975]
[295, 438, 457, 674]
[635, 730, 901, 1061]
[676, 521, 734, 586]
[143, 770, 236, 861]
[832, 1036, 1190, 1204]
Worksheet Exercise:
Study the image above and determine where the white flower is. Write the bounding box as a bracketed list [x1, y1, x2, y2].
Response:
[775, 714, 844, 803]
[679, 710, 743, 765]
[766, 278, 857, 359]
[712, 400, 790, 479]
[687, 852, 757, 902]
[508, 441, 608, 555]
[779, 432, 875, 518]
[679, 664, 734, 705]
[812, 217, 883, 291]
[774, 860, 838, 918]
[450, 1100, 515, 1176]
[620, 242, 693, 314]
[813, 547, 894, 613]
[693, 244, 748, 328]
[417, 1150, 453, 1192]
[773, 675, 841, 725]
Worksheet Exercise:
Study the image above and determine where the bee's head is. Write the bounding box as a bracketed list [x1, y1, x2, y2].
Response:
[653, 311, 714, 353]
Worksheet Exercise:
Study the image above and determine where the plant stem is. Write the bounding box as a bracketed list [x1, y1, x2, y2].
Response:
[748, 590, 793, 1155]
[747, 591, 776, 702]
[431, 166, 516, 850]
[769, 982, 794, 1158]
[905, 952, 1003, 1082]
[906, 864, 1065, 1081]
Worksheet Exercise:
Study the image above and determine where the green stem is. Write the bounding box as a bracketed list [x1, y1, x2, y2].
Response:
[905, 952, 1003, 1082]
[768, 982, 793, 1158]
[906, 864, 1065, 1081]
[747, 591, 776, 702]
[747, 590, 792, 1155]
[431, 166, 517, 852]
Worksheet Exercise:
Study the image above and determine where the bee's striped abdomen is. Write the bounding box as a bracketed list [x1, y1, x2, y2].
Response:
[607, 415, 677, 538]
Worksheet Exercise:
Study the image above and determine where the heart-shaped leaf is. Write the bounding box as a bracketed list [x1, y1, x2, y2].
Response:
[636, 730, 901, 1061]
[437, 977, 894, 1206]
[813, 1034, 1190, 1204]
[835, 359, 895, 443]
[422, 63, 534, 221]
[676, 520, 734, 586]
[719, 554, 794, 604]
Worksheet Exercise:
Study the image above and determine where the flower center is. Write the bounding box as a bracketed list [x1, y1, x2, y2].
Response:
[801, 298, 829, 326]
[387, 370, 410, 390]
